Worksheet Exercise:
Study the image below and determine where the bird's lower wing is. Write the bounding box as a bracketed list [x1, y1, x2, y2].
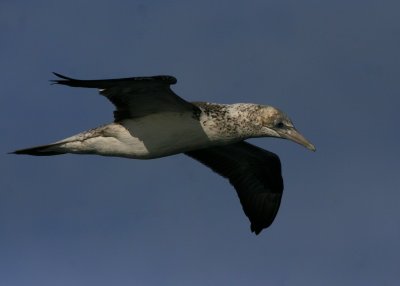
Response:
[185, 141, 284, 234]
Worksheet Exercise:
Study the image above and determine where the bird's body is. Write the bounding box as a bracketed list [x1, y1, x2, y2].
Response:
[13, 73, 315, 234]
[36, 102, 287, 159]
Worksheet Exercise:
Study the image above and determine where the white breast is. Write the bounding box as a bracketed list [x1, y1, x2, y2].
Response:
[118, 112, 223, 158]
[52, 111, 242, 159]
[105, 111, 239, 159]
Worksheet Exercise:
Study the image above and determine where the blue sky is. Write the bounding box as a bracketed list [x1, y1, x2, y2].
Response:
[1, 1, 399, 285]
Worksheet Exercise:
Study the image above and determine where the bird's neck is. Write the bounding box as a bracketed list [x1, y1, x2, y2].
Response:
[195, 102, 264, 141]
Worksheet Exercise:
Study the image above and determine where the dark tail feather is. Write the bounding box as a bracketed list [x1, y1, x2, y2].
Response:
[10, 143, 65, 156]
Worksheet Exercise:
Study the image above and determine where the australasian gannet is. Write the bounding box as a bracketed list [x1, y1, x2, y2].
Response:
[12, 73, 315, 234]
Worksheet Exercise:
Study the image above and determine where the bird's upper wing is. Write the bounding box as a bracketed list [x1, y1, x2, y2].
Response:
[185, 141, 284, 234]
[52, 73, 199, 121]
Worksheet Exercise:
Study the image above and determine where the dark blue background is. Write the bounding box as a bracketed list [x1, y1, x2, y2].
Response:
[1, 1, 399, 285]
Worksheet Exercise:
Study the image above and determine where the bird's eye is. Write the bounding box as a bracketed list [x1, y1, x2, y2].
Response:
[276, 122, 285, 128]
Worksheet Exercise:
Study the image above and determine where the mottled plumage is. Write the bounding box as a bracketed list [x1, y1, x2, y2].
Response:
[12, 73, 315, 234]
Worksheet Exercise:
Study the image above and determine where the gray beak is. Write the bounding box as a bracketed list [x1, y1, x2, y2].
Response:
[280, 128, 316, 151]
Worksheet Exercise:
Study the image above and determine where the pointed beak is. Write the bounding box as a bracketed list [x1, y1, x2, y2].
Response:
[280, 128, 316, 151]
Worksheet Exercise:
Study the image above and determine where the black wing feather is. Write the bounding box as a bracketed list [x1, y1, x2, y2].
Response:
[51, 73, 197, 120]
[51, 72, 177, 88]
[185, 141, 283, 234]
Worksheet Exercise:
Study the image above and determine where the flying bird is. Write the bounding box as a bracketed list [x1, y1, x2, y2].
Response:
[12, 73, 315, 234]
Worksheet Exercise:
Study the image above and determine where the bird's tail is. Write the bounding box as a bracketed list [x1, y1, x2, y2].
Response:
[11, 142, 66, 156]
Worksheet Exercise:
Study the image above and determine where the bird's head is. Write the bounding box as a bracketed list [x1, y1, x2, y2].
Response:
[258, 106, 316, 151]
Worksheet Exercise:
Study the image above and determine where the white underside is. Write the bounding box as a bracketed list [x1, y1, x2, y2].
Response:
[53, 112, 239, 159]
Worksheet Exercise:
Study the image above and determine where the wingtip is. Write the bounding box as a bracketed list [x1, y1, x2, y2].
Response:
[51, 72, 61, 85]
[52, 72, 68, 79]
[251, 224, 262, 235]
[50, 72, 72, 85]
